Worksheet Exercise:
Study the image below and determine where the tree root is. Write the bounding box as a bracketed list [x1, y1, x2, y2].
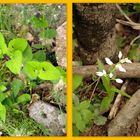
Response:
[108, 89, 140, 136]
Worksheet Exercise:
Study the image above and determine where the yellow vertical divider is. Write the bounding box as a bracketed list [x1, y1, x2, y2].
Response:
[67, 1, 72, 137]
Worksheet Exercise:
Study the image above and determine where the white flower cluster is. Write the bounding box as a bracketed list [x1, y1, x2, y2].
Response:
[96, 51, 132, 84]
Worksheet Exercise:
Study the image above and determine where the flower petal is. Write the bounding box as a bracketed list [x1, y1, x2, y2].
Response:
[103, 70, 107, 75]
[120, 59, 126, 63]
[96, 72, 104, 77]
[124, 58, 132, 63]
[115, 64, 126, 72]
[105, 57, 113, 65]
[109, 73, 113, 78]
[115, 78, 123, 84]
[118, 51, 122, 59]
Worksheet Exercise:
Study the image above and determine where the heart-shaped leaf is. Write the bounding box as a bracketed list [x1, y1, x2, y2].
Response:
[6, 50, 22, 74]
[8, 38, 27, 52]
[38, 62, 61, 80]
[17, 94, 31, 104]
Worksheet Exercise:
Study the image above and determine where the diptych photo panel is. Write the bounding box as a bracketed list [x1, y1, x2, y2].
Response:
[73, 3, 140, 136]
[0, 4, 66, 136]
[0, 1, 140, 138]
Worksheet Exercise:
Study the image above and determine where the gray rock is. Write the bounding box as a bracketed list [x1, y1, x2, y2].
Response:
[28, 101, 66, 136]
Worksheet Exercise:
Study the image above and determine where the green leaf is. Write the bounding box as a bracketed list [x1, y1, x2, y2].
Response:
[76, 118, 86, 132]
[72, 106, 79, 124]
[0, 93, 7, 102]
[17, 94, 31, 104]
[100, 96, 111, 114]
[22, 46, 33, 63]
[8, 38, 27, 52]
[42, 28, 57, 39]
[77, 100, 90, 110]
[72, 74, 83, 92]
[101, 76, 111, 94]
[0, 102, 6, 122]
[23, 61, 40, 80]
[128, 44, 140, 62]
[11, 79, 23, 98]
[6, 50, 22, 74]
[0, 32, 8, 58]
[33, 50, 46, 62]
[73, 94, 80, 106]
[134, 4, 140, 11]
[97, 59, 104, 71]
[0, 85, 6, 92]
[31, 16, 48, 29]
[81, 109, 93, 124]
[94, 115, 107, 125]
[57, 67, 66, 83]
[111, 86, 131, 98]
[38, 62, 61, 81]
[73, 125, 80, 136]
[32, 44, 44, 49]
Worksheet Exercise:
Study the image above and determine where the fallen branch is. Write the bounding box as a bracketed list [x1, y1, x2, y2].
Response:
[108, 80, 128, 120]
[73, 63, 140, 78]
[108, 89, 140, 136]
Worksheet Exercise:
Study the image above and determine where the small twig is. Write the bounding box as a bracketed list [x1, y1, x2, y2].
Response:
[116, 19, 140, 30]
[130, 35, 140, 46]
[116, 4, 140, 30]
[90, 77, 100, 101]
[116, 4, 133, 23]
[108, 80, 129, 120]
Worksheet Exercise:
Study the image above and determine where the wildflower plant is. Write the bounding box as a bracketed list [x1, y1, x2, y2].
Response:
[96, 51, 131, 114]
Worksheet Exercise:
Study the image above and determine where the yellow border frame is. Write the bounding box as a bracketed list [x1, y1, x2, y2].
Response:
[0, 0, 140, 139]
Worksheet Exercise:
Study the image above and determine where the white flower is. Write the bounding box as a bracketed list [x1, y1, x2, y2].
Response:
[124, 58, 132, 63]
[0, 131, 2, 136]
[120, 59, 126, 63]
[109, 73, 113, 78]
[105, 57, 113, 65]
[96, 72, 104, 77]
[118, 51, 122, 59]
[102, 70, 107, 75]
[120, 58, 132, 64]
[115, 64, 126, 72]
[96, 70, 106, 77]
[115, 78, 123, 84]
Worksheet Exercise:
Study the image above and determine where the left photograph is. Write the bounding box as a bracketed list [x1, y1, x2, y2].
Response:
[0, 4, 66, 136]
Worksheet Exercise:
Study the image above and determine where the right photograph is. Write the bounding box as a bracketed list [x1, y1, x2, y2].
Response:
[72, 3, 140, 136]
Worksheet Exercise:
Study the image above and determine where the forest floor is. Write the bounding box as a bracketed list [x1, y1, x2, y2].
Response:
[73, 4, 140, 136]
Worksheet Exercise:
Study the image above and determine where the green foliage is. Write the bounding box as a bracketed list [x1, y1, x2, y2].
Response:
[43, 28, 57, 39]
[31, 15, 48, 29]
[6, 50, 22, 74]
[72, 74, 83, 92]
[16, 94, 31, 104]
[0, 4, 65, 136]
[11, 79, 23, 98]
[38, 62, 61, 81]
[33, 50, 46, 61]
[8, 38, 27, 52]
[0, 31, 65, 124]
[0, 102, 6, 122]
[31, 15, 57, 39]
[73, 100, 93, 135]
[128, 43, 140, 62]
